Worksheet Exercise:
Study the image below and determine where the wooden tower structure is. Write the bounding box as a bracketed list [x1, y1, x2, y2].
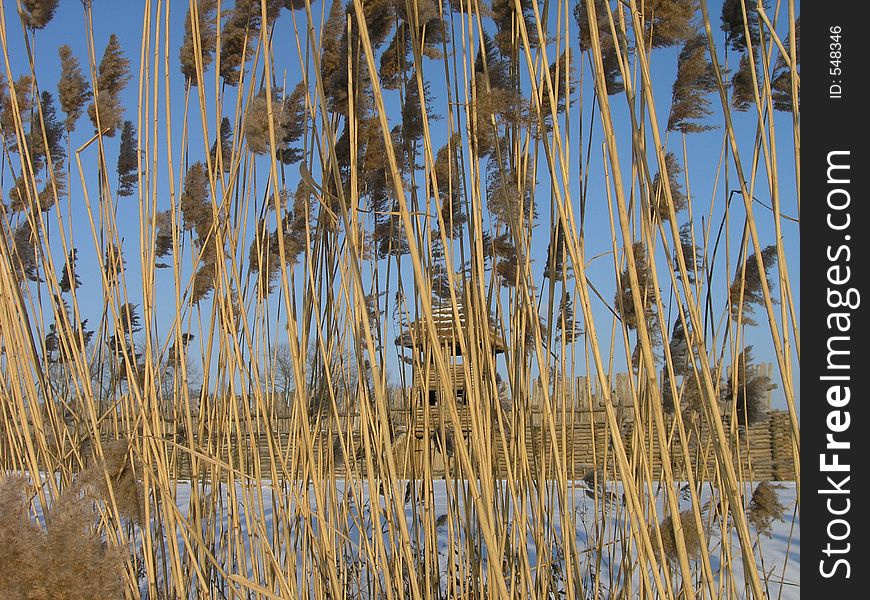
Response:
[396, 301, 505, 446]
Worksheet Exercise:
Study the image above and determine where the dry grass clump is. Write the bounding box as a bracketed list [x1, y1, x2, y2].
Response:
[652, 509, 703, 562]
[0, 475, 126, 600]
[747, 481, 785, 534]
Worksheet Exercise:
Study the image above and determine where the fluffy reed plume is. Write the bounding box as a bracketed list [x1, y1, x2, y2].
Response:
[640, 0, 696, 48]
[86, 34, 131, 136]
[433, 135, 467, 238]
[0, 476, 126, 600]
[721, 0, 764, 52]
[245, 91, 290, 155]
[614, 242, 657, 332]
[277, 81, 308, 165]
[210, 116, 234, 171]
[77, 440, 145, 525]
[179, 0, 217, 84]
[726, 346, 775, 426]
[153, 210, 174, 266]
[379, 22, 410, 90]
[730, 51, 756, 112]
[652, 509, 703, 562]
[30, 91, 65, 167]
[729, 244, 778, 325]
[116, 120, 137, 197]
[219, 0, 262, 85]
[57, 45, 90, 133]
[248, 208, 306, 296]
[59, 248, 81, 293]
[674, 222, 702, 284]
[771, 17, 800, 113]
[668, 34, 718, 133]
[8, 222, 40, 282]
[0, 0, 799, 597]
[574, 0, 624, 94]
[556, 291, 583, 344]
[668, 318, 693, 376]
[319, 0, 345, 110]
[492, 0, 538, 54]
[486, 156, 535, 232]
[747, 481, 785, 534]
[539, 51, 576, 124]
[180, 161, 212, 238]
[649, 152, 687, 222]
[19, 0, 59, 30]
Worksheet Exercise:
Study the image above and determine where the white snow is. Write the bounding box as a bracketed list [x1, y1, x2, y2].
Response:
[134, 478, 799, 599]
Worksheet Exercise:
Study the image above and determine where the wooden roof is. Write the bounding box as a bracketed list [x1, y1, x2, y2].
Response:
[396, 302, 506, 355]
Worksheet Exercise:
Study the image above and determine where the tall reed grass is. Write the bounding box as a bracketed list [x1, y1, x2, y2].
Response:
[1, 0, 798, 597]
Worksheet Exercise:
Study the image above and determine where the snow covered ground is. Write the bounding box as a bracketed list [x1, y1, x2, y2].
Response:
[143, 479, 799, 599]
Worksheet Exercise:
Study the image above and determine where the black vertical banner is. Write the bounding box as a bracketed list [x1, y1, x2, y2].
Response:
[804, 1, 868, 597]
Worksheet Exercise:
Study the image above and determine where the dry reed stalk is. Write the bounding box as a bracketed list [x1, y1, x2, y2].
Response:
[0, 0, 799, 597]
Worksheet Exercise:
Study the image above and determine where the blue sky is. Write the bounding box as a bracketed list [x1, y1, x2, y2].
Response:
[2, 0, 799, 410]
